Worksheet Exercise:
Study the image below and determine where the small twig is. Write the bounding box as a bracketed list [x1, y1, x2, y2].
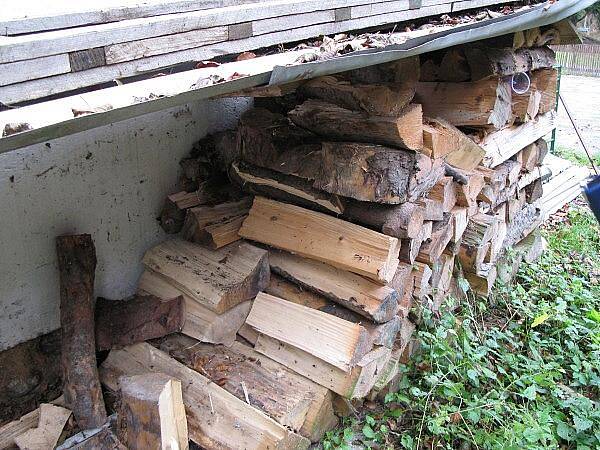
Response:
[241, 381, 251, 405]
[209, 392, 215, 414]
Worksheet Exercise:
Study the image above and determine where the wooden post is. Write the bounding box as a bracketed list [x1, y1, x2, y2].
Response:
[55, 234, 107, 429]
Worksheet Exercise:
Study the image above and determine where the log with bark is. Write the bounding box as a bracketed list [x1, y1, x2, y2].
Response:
[464, 46, 556, 81]
[95, 295, 184, 351]
[289, 100, 423, 151]
[55, 234, 107, 430]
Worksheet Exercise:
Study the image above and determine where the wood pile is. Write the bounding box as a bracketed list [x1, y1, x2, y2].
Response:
[3, 42, 574, 450]
[125, 44, 561, 448]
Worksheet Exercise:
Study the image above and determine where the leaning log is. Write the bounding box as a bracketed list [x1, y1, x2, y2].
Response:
[56, 234, 107, 429]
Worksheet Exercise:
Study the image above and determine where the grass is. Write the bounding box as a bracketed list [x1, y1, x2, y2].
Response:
[322, 206, 600, 449]
[554, 145, 600, 170]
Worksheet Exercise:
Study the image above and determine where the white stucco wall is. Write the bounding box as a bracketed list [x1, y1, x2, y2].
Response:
[0, 97, 251, 351]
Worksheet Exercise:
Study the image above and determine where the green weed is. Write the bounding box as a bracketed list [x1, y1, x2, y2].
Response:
[322, 207, 600, 449]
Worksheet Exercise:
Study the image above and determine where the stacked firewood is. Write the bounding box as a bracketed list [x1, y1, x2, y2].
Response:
[98, 45, 560, 449]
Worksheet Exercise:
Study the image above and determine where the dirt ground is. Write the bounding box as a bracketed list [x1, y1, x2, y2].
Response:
[555, 75, 600, 155]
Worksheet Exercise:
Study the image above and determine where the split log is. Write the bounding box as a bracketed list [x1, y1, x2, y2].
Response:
[142, 239, 269, 314]
[416, 78, 512, 129]
[246, 293, 372, 372]
[465, 46, 556, 81]
[429, 176, 456, 212]
[118, 374, 188, 450]
[525, 178, 544, 203]
[269, 250, 398, 323]
[462, 213, 499, 248]
[255, 334, 391, 399]
[465, 265, 497, 297]
[138, 270, 251, 346]
[238, 108, 322, 179]
[342, 200, 424, 239]
[314, 142, 428, 204]
[449, 206, 468, 243]
[400, 221, 432, 264]
[13, 404, 71, 450]
[485, 219, 507, 265]
[502, 204, 542, 250]
[230, 162, 345, 215]
[239, 197, 400, 284]
[412, 262, 432, 300]
[347, 56, 420, 85]
[299, 76, 415, 115]
[519, 139, 548, 172]
[95, 295, 184, 351]
[416, 214, 454, 264]
[55, 234, 107, 429]
[431, 253, 455, 292]
[455, 171, 485, 208]
[160, 182, 237, 234]
[422, 118, 485, 169]
[182, 197, 252, 244]
[289, 100, 423, 151]
[100, 343, 309, 449]
[417, 198, 444, 221]
[481, 111, 556, 168]
[439, 48, 470, 82]
[156, 334, 336, 442]
[517, 69, 557, 119]
[389, 262, 413, 303]
[266, 274, 401, 349]
[459, 242, 490, 274]
[196, 215, 246, 249]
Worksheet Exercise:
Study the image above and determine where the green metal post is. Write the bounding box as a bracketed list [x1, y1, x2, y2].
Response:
[549, 64, 562, 154]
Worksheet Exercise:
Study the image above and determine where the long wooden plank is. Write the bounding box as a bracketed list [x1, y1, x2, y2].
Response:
[269, 250, 398, 323]
[0, 4, 451, 104]
[0, 0, 446, 64]
[1, 54, 71, 87]
[239, 197, 400, 284]
[105, 26, 229, 64]
[99, 343, 309, 449]
[246, 292, 372, 371]
[0, 0, 227, 35]
[141, 239, 269, 314]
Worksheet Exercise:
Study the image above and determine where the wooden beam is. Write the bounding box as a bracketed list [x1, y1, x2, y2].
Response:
[239, 197, 400, 284]
[118, 374, 188, 450]
[269, 250, 398, 323]
[142, 239, 269, 314]
[55, 234, 107, 429]
[246, 292, 372, 371]
[94, 295, 185, 351]
[100, 343, 309, 449]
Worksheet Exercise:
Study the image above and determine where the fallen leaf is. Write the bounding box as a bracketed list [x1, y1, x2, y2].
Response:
[236, 52, 256, 61]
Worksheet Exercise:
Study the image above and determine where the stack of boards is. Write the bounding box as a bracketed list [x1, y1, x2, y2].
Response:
[99, 43, 573, 449]
[0, 0, 503, 104]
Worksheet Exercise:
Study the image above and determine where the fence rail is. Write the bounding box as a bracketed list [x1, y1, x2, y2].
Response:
[554, 44, 600, 77]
